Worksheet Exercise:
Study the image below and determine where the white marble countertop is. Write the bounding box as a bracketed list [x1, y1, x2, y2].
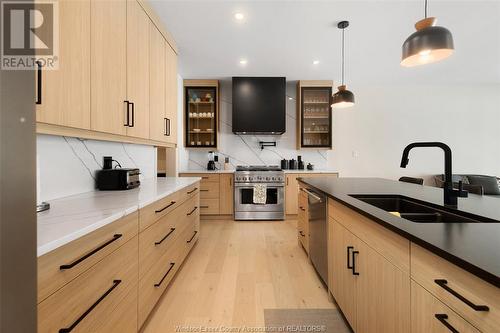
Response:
[37, 177, 201, 257]
[179, 169, 338, 174]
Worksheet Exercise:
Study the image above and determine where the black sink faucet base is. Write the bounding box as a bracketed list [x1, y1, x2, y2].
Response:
[400, 142, 468, 208]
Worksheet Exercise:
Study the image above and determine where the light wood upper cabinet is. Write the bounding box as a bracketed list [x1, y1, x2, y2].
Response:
[36, 0, 90, 129]
[165, 42, 178, 144]
[126, 0, 150, 139]
[91, 0, 127, 135]
[149, 24, 167, 142]
[219, 174, 234, 215]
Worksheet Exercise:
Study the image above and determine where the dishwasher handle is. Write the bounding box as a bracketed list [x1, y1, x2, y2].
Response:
[301, 188, 323, 202]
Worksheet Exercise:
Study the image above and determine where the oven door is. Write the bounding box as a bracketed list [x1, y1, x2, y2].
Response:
[234, 183, 285, 220]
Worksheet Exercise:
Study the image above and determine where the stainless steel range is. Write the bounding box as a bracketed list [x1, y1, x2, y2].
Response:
[234, 166, 285, 220]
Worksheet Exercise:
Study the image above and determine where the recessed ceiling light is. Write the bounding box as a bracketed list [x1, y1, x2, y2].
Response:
[239, 59, 247, 65]
[234, 12, 244, 20]
[313, 60, 320, 65]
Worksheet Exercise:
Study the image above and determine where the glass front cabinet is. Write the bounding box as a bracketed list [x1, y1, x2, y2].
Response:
[184, 80, 219, 148]
[297, 81, 333, 149]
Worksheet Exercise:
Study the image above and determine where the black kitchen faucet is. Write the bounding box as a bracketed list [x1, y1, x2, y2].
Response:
[400, 142, 468, 207]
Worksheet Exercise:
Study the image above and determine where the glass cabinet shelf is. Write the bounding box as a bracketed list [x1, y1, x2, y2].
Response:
[184, 81, 218, 148]
[298, 83, 333, 149]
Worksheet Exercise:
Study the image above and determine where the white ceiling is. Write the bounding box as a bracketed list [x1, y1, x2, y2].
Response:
[150, 0, 500, 85]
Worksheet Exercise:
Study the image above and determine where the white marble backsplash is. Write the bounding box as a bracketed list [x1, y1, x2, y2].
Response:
[184, 80, 333, 170]
[37, 134, 156, 202]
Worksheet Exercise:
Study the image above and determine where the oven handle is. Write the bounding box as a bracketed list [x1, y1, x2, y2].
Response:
[234, 183, 285, 188]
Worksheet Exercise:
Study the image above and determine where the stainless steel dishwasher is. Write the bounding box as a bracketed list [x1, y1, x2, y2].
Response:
[303, 185, 328, 285]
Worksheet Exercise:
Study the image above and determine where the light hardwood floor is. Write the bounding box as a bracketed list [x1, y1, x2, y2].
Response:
[143, 219, 334, 332]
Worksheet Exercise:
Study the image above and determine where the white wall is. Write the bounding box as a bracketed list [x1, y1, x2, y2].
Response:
[330, 84, 500, 184]
[182, 80, 334, 170]
[37, 135, 156, 202]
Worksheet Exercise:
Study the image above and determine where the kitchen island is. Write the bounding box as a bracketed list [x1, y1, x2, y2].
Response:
[298, 177, 499, 333]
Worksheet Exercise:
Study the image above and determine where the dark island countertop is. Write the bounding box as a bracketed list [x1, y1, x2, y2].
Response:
[298, 177, 500, 288]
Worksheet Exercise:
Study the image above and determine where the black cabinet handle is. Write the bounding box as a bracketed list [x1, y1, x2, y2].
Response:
[154, 228, 175, 246]
[200, 205, 209, 209]
[155, 201, 176, 213]
[299, 231, 305, 237]
[187, 206, 198, 216]
[347, 246, 354, 269]
[124, 101, 131, 126]
[154, 262, 175, 288]
[299, 206, 305, 211]
[35, 61, 42, 104]
[164, 118, 170, 136]
[187, 187, 198, 194]
[202, 176, 209, 179]
[200, 189, 209, 192]
[130, 102, 135, 127]
[352, 250, 359, 275]
[60, 234, 122, 270]
[187, 231, 198, 243]
[434, 314, 459, 333]
[434, 279, 489, 311]
[59, 280, 121, 333]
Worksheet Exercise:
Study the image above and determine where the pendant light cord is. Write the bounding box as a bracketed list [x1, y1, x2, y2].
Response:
[341, 27, 345, 86]
[424, 0, 428, 18]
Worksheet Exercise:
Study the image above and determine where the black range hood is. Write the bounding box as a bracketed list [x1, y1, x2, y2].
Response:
[232, 77, 286, 135]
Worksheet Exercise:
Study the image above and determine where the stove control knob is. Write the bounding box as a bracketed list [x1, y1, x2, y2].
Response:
[266, 176, 270, 181]
[249, 177, 253, 181]
[271, 177, 275, 181]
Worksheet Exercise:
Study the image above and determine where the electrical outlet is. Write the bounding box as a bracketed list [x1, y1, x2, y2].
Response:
[352, 151, 360, 158]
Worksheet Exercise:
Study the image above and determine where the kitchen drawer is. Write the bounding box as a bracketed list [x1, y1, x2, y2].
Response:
[411, 280, 480, 333]
[138, 235, 186, 327]
[38, 211, 138, 303]
[139, 194, 199, 279]
[328, 198, 410, 273]
[411, 243, 499, 333]
[200, 181, 220, 199]
[180, 173, 219, 183]
[200, 198, 219, 215]
[38, 237, 138, 333]
[140, 189, 183, 232]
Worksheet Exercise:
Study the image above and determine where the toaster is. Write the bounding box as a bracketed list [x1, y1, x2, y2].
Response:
[96, 168, 140, 190]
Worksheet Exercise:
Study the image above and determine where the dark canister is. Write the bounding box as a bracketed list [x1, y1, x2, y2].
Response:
[289, 158, 297, 170]
[297, 155, 304, 170]
[281, 159, 289, 170]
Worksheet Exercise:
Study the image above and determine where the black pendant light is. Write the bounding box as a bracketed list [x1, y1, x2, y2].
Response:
[332, 21, 355, 109]
[401, 0, 454, 67]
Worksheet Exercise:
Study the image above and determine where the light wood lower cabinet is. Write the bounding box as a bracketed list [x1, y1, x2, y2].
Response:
[297, 189, 309, 253]
[411, 280, 481, 333]
[38, 236, 139, 333]
[328, 198, 498, 333]
[328, 202, 410, 333]
[219, 174, 234, 215]
[179, 173, 234, 216]
[37, 182, 201, 332]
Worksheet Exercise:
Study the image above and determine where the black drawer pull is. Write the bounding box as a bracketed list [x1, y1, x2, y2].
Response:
[202, 176, 209, 179]
[36, 60, 42, 104]
[200, 205, 209, 209]
[299, 231, 305, 237]
[124, 101, 131, 126]
[299, 206, 305, 211]
[154, 262, 175, 288]
[434, 279, 489, 311]
[352, 250, 359, 276]
[130, 102, 135, 127]
[187, 188, 198, 194]
[200, 189, 209, 192]
[347, 246, 354, 269]
[154, 228, 175, 246]
[60, 234, 122, 270]
[434, 314, 459, 333]
[59, 279, 121, 332]
[187, 231, 198, 243]
[155, 201, 176, 213]
[187, 206, 198, 216]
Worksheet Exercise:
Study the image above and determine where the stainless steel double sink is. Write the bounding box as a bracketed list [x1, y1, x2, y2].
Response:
[349, 194, 499, 223]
